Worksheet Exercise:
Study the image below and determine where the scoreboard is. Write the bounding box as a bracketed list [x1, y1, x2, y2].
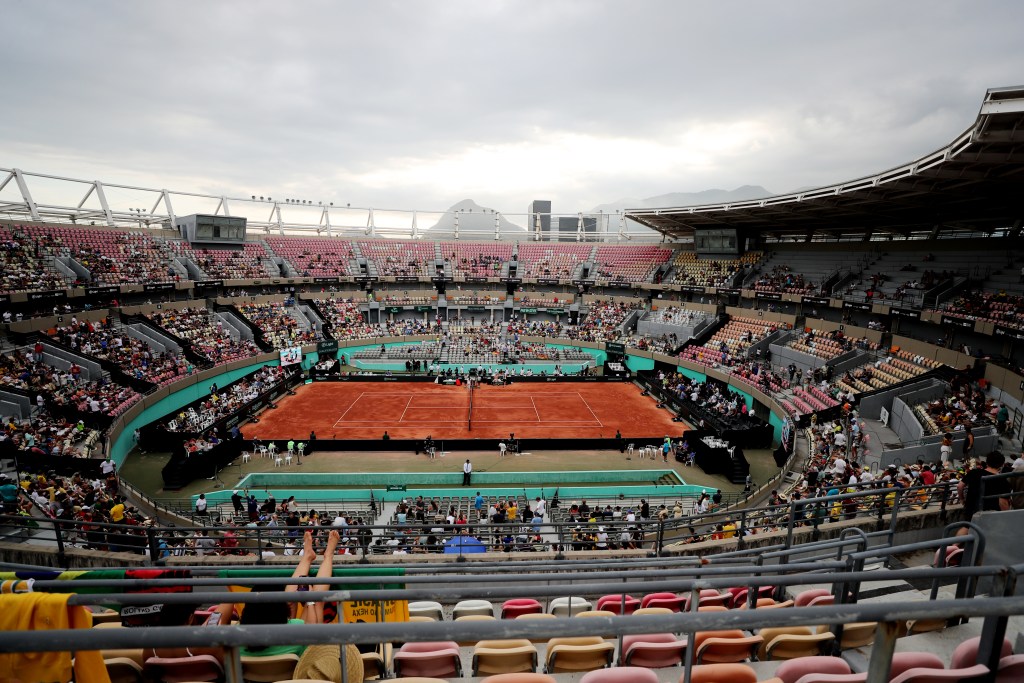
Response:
[695, 228, 741, 257]
[177, 214, 247, 245]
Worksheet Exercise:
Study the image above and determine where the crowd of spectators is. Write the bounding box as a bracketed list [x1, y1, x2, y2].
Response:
[930, 290, 1024, 330]
[2, 341, 142, 420]
[52, 228, 179, 285]
[628, 333, 679, 354]
[752, 265, 814, 294]
[49, 316, 190, 386]
[680, 317, 777, 367]
[315, 299, 380, 340]
[360, 240, 435, 277]
[49, 377, 142, 418]
[147, 307, 260, 366]
[650, 306, 708, 326]
[0, 226, 68, 292]
[164, 366, 285, 433]
[237, 301, 319, 349]
[912, 373, 997, 434]
[190, 244, 273, 279]
[561, 300, 642, 342]
[661, 371, 752, 420]
[669, 252, 758, 288]
[2, 413, 98, 458]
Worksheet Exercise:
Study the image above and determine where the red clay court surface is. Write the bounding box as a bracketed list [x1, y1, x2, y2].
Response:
[244, 381, 687, 441]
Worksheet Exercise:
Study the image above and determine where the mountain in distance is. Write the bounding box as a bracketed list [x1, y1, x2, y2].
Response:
[591, 185, 773, 214]
[423, 199, 527, 238]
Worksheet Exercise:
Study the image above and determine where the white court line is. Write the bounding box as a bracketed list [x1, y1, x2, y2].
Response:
[576, 391, 605, 428]
[530, 396, 541, 422]
[398, 396, 414, 423]
[332, 392, 366, 428]
[401, 405, 466, 410]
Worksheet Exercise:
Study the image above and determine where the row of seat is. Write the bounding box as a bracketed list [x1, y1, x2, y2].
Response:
[409, 589, 830, 621]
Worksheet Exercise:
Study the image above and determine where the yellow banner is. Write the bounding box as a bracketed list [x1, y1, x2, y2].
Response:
[342, 599, 410, 623]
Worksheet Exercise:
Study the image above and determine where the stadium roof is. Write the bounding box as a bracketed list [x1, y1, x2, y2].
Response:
[627, 86, 1024, 241]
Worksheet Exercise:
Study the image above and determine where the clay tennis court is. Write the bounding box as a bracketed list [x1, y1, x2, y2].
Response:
[244, 381, 687, 440]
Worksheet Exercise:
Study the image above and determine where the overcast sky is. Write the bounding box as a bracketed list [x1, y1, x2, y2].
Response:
[2, 0, 1022, 223]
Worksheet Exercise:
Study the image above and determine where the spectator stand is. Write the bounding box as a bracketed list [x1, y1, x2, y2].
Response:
[216, 297, 316, 352]
[442, 240, 513, 279]
[669, 250, 761, 288]
[679, 315, 782, 367]
[592, 244, 674, 285]
[157, 366, 303, 489]
[637, 305, 715, 347]
[136, 307, 257, 370]
[266, 235, 355, 278]
[306, 297, 382, 341]
[21, 223, 184, 285]
[0, 224, 71, 293]
[15, 335, 146, 424]
[517, 243, 594, 280]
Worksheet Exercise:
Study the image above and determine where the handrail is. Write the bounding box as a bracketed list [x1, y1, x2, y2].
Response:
[0, 477, 958, 562]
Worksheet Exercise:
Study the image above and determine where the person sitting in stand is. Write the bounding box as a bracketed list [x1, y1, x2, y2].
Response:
[213, 530, 341, 657]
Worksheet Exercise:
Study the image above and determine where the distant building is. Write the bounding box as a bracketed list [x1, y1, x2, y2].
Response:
[528, 200, 551, 238]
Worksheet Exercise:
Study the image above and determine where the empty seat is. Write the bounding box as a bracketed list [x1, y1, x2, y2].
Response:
[392, 641, 462, 679]
[544, 636, 615, 673]
[998, 654, 1024, 682]
[685, 590, 730, 610]
[641, 592, 686, 612]
[950, 635, 1014, 669]
[693, 629, 763, 664]
[595, 594, 640, 615]
[757, 626, 834, 661]
[772, 656, 853, 683]
[580, 667, 659, 683]
[501, 598, 543, 619]
[482, 674, 558, 683]
[818, 622, 876, 650]
[408, 601, 445, 621]
[889, 664, 989, 683]
[727, 586, 776, 609]
[549, 596, 593, 617]
[453, 599, 495, 619]
[793, 589, 834, 608]
[472, 639, 538, 676]
[687, 663, 759, 683]
[621, 632, 688, 668]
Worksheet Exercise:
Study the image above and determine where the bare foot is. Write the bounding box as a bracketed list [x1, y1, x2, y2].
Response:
[326, 529, 340, 552]
[302, 530, 315, 561]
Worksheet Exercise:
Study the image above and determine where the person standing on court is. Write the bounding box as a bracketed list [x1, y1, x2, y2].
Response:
[463, 459, 473, 486]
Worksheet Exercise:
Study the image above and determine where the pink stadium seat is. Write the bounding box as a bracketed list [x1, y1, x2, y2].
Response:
[501, 599, 543, 619]
[595, 594, 640, 615]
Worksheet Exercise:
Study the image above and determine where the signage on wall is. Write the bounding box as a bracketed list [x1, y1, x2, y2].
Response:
[890, 307, 920, 320]
[940, 315, 975, 330]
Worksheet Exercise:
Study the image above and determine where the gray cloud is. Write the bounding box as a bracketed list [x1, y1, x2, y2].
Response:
[1, 1, 1021, 216]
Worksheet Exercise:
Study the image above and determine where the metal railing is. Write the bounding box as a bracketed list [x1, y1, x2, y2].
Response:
[2, 479, 957, 565]
[0, 545, 1021, 683]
